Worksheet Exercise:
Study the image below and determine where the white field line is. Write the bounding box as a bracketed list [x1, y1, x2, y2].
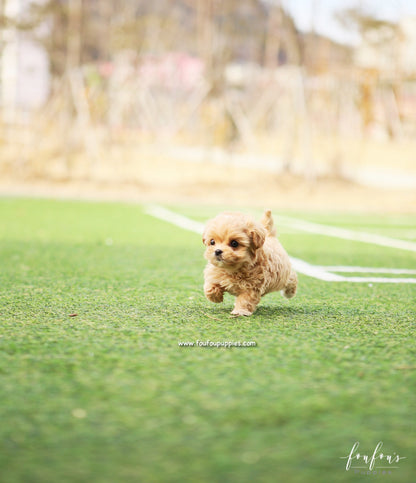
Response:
[145, 204, 205, 234]
[277, 216, 416, 253]
[339, 277, 416, 283]
[316, 266, 416, 274]
[289, 257, 345, 282]
[144, 205, 416, 284]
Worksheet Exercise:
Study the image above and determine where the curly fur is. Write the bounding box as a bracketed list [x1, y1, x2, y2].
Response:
[203, 210, 298, 316]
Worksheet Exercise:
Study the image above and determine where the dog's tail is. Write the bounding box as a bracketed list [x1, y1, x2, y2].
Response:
[282, 269, 298, 299]
[260, 210, 277, 237]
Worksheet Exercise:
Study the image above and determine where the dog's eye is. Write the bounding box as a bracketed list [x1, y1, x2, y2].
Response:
[210, 239, 215, 245]
[230, 240, 239, 248]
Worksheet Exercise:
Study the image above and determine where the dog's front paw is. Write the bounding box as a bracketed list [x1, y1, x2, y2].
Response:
[231, 292, 260, 316]
[205, 285, 224, 303]
[208, 291, 224, 303]
[231, 307, 253, 317]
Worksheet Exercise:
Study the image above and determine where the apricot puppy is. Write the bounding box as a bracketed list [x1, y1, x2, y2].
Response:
[203, 210, 297, 316]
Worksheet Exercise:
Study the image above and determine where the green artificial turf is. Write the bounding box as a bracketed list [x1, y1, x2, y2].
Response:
[0, 198, 415, 483]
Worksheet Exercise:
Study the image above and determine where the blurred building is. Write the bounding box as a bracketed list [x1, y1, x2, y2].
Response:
[0, 0, 50, 118]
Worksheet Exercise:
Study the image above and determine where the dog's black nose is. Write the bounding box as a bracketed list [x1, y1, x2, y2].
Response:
[215, 249, 223, 256]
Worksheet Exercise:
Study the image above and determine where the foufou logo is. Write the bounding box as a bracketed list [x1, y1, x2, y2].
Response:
[341, 441, 406, 471]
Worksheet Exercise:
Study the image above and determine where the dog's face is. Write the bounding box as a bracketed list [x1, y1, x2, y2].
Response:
[202, 212, 265, 270]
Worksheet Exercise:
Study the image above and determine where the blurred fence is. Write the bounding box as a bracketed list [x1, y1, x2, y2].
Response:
[1, 1, 416, 187]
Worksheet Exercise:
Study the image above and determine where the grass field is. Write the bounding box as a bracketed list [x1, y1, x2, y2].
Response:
[1, 198, 415, 483]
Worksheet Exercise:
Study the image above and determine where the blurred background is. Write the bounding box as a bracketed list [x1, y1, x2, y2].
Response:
[1, 0, 415, 212]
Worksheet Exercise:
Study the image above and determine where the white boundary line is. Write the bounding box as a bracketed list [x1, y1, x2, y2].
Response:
[144, 205, 416, 284]
[289, 257, 345, 282]
[277, 215, 416, 252]
[145, 204, 205, 234]
[315, 266, 416, 274]
[338, 276, 416, 283]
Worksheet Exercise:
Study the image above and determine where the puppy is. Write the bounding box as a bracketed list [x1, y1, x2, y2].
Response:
[203, 210, 297, 316]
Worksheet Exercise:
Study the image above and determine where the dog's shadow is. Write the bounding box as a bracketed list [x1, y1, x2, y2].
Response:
[206, 304, 325, 320]
[255, 305, 309, 317]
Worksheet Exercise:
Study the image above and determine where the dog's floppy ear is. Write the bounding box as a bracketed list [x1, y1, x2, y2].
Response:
[248, 222, 266, 251]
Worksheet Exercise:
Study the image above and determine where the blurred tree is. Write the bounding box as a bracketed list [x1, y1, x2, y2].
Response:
[335, 7, 398, 44]
[336, 7, 401, 138]
[3, 0, 356, 82]
[12, 0, 305, 79]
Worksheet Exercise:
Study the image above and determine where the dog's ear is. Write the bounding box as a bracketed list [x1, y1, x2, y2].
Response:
[249, 223, 266, 251]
